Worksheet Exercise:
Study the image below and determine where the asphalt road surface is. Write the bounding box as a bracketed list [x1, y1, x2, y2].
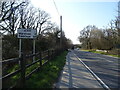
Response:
[55, 51, 104, 88]
[73, 49, 120, 88]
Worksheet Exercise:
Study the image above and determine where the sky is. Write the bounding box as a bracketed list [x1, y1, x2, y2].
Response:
[30, 0, 119, 44]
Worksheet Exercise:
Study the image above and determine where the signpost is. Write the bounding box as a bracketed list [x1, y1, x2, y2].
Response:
[17, 29, 37, 62]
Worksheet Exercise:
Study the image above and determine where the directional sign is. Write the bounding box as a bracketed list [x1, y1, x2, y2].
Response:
[17, 29, 37, 39]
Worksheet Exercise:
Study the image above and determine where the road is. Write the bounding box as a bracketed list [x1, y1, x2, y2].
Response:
[73, 49, 120, 88]
[55, 51, 104, 88]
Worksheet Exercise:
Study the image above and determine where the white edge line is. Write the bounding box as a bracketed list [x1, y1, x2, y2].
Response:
[73, 52, 111, 90]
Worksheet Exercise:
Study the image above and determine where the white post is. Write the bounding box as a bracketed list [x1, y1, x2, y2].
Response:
[18, 39, 22, 65]
[0, 35, 2, 90]
[19, 39, 22, 58]
[33, 39, 35, 62]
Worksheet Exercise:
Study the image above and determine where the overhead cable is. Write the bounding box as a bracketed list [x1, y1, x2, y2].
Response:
[52, 0, 60, 16]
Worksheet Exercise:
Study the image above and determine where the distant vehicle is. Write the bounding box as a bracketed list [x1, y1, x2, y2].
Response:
[76, 48, 79, 50]
[67, 49, 71, 52]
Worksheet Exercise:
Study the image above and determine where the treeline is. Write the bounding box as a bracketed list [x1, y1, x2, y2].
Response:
[78, 20, 120, 53]
[0, 0, 72, 60]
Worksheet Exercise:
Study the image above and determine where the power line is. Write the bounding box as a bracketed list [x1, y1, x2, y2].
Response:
[52, 0, 60, 16]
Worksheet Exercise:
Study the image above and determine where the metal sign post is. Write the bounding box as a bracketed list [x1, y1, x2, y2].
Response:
[33, 39, 35, 62]
[19, 39, 22, 58]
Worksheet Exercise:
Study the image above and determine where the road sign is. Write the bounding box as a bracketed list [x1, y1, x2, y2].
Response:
[17, 29, 37, 39]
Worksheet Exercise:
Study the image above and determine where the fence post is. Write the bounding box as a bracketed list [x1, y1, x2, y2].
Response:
[39, 52, 42, 67]
[20, 53, 26, 88]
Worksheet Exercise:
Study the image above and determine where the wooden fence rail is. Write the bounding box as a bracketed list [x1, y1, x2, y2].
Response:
[1, 49, 63, 89]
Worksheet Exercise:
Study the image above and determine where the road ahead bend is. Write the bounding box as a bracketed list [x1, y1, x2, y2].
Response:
[73, 50, 120, 88]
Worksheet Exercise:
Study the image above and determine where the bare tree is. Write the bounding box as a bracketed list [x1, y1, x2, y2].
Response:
[35, 9, 51, 35]
[19, 3, 38, 29]
[0, 1, 27, 36]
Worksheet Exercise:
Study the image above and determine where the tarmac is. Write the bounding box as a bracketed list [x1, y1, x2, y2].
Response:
[54, 51, 104, 89]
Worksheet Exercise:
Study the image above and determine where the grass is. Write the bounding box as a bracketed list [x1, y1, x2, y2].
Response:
[25, 62, 39, 75]
[25, 51, 68, 88]
[81, 49, 120, 58]
[6, 64, 20, 74]
[3, 51, 68, 88]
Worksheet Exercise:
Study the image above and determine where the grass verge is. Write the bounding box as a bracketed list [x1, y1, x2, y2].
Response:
[81, 49, 120, 58]
[25, 51, 68, 88]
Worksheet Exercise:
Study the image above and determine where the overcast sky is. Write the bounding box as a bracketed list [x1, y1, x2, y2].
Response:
[30, 0, 118, 44]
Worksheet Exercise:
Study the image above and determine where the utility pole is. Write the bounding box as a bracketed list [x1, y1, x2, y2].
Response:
[118, 1, 120, 38]
[60, 16, 62, 48]
[118, 1, 120, 29]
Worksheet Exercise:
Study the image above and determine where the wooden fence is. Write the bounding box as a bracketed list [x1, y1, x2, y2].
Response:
[1, 49, 63, 89]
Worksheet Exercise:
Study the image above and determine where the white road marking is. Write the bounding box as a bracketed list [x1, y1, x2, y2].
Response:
[73, 52, 111, 90]
[96, 57, 114, 63]
[105, 60, 113, 62]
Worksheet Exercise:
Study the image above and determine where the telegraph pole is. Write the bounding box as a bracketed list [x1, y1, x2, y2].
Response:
[118, 1, 120, 29]
[60, 16, 62, 48]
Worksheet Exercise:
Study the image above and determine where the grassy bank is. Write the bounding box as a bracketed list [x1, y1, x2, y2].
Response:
[25, 51, 68, 88]
[81, 49, 120, 58]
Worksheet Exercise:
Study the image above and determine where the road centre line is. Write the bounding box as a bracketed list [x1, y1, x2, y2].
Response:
[73, 52, 111, 90]
[93, 57, 114, 63]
